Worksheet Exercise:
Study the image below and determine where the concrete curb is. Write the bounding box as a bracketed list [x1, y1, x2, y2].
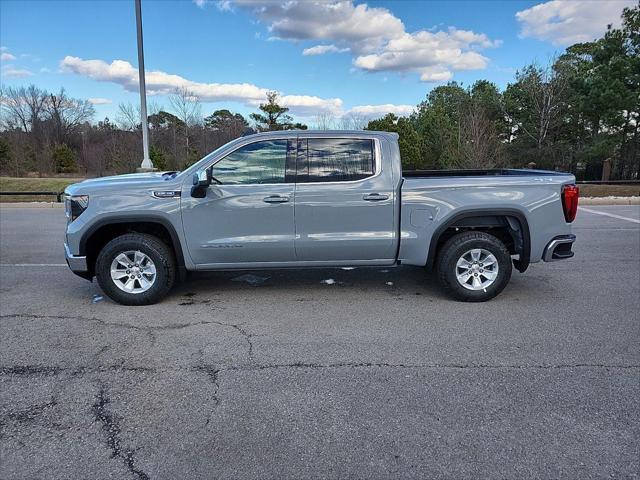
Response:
[1, 196, 639, 208]
[580, 197, 640, 205]
[0, 202, 64, 208]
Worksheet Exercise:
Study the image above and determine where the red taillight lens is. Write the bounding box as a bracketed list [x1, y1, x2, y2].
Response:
[561, 184, 579, 223]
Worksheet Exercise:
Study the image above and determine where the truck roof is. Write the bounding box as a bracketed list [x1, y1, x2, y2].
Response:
[242, 130, 399, 140]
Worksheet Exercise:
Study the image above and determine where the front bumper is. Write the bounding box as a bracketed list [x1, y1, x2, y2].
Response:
[542, 234, 576, 262]
[64, 242, 89, 274]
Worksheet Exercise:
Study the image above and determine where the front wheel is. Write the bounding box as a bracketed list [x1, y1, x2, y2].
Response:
[95, 233, 176, 305]
[436, 231, 512, 302]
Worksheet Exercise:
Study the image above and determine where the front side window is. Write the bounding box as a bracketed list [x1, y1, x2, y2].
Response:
[212, 140, 288, 184]
[302, 138, 375, 183]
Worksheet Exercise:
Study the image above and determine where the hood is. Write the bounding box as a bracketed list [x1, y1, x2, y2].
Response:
[65, 171, 182, 196]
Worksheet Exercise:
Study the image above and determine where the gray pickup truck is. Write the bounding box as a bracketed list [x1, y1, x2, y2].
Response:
[64, 130, 579, 305]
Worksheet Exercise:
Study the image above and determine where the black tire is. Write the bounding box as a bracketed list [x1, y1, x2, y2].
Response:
[95, 233, 175, 305]
[436, 231, 512, 302]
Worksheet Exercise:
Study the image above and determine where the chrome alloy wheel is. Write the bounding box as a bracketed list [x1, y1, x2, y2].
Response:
[110, 250, 157, 294]
[455, 248, 499, 291]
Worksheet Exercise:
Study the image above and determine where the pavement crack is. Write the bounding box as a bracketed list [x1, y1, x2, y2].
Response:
[0, 397, 57, 433]
[0, 313, 223, 333]
[0, 365, 156, 377]
[1, 314, 259, 359]
[2, 362, 638, 380]
[207, 320, 257, 362]
[0, 365, 65, 376]
[0, 313, 136, 330]
[92, 385, 150, 480]
[192, 364, 221, 427]
[225, 362, 640, 371]
[192, 364, 221, 407]
[95, 345, 111, 358]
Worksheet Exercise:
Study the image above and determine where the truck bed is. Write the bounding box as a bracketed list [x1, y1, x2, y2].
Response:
[397, 167, 575, 269]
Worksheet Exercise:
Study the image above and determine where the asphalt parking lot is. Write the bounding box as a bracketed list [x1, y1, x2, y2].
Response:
[0, 204, 638, 479]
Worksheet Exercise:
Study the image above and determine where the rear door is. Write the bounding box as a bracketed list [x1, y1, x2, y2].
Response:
[293, 137, 397, 262]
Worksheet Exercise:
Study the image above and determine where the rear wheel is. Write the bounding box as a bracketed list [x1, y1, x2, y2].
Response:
[95, 233, 175, 305]
[436, 231, 512, 302]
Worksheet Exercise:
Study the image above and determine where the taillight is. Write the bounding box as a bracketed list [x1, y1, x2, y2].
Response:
[561, 184, 579, 223]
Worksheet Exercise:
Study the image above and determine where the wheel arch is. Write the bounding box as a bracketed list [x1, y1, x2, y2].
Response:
[79, 215, 187, 279]
[426, 208, 531, 273]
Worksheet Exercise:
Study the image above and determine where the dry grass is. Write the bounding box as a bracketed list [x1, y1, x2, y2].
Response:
[578, 184, 640, 198]
[0, 177, 85, 202]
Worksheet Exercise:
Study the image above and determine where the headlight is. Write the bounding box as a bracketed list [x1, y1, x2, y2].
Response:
[65, 195, 89, 221]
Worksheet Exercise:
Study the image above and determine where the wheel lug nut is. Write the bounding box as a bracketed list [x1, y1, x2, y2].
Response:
[130, 275, 134, 279]
[126, 270, 130, 274]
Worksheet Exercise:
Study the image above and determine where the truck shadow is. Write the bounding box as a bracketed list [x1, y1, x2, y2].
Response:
[167, 265, 556, 305]
[172, 265, 447, 300]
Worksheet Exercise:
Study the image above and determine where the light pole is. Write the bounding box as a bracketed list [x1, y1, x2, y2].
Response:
[135, 0, 154, 171]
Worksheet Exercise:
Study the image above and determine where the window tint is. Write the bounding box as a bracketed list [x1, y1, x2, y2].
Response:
[212, 140, 288, 184]
[303, 139, 374, 183]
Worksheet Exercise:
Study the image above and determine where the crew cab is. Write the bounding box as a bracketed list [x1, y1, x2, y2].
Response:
[64, 130, 579, 305]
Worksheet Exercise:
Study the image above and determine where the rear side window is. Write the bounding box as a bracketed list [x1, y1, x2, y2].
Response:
[299, 138, 375, 183]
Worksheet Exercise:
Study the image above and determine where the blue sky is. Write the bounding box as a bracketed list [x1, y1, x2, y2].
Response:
[0, 0, 634, 124]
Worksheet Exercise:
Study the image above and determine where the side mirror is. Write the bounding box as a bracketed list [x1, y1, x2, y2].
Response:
[191, 167, 213, 198]
[192, 167, 212, 187]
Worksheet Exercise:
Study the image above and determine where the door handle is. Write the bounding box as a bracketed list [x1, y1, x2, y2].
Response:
[263, 195, 290, 204]
[363, 193, 389, 202]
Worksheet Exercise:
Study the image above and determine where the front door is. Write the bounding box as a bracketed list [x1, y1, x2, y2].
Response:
[294, 137, 397, 262]
[181, 138, 296, 266]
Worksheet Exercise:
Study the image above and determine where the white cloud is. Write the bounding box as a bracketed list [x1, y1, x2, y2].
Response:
[88, 97, 113, 105]
[235, 0, 404, 53]
[216, 0, 233, 11]
[353, 28, 496, 82]
[419, 67, 453, 83]
[516, 0, 635, 46]
[227, 1, 499, 82]
[0, 48, 35, 77]
[60, 56, 343, 116]
[280, 95, 343, 116]
[302, 44, 349, 56]
[1, 66, 33, 78]
[193, 0, 233, 10]
[59, 55, 415, 119]
[348, 104, 414, 117]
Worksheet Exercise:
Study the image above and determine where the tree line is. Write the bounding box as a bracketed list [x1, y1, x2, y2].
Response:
[363, 4, 639, 179]
[0, 4, 637, 179]
[0, 85, 306, 176]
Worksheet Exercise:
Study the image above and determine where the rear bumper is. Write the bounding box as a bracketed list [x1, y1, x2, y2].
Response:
[64, 242, 90, 277]
[542, 234, 576, 262]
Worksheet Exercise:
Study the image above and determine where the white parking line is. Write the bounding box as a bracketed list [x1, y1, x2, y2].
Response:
[580, 207, 640, 224]
[0, 263, 67, 267]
